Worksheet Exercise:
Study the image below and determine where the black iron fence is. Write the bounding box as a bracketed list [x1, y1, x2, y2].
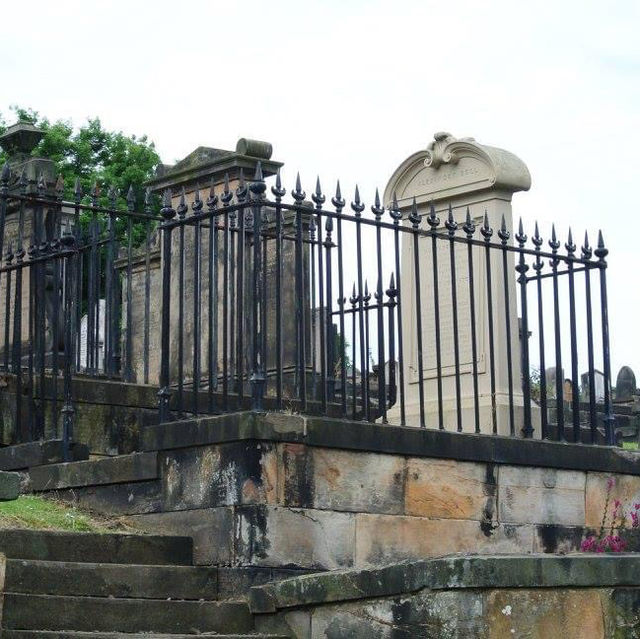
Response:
[0, 161, 617, 457]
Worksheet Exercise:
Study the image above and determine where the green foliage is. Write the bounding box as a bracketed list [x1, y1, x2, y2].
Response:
[0, 106, 161, 246]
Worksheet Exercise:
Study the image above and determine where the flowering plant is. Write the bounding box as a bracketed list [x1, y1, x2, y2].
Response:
[581, 477, 640, 553]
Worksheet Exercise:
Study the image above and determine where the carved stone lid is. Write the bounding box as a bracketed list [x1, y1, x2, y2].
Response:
[0, 121, 45, 161]
[384, 132, 531, 207]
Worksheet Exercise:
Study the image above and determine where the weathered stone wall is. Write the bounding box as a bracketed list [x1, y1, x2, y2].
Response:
[30, 412, 640, 571]
[249, 554, 640, 638]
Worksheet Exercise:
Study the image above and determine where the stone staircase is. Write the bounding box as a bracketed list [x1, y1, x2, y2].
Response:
[0, 530, 289, 639]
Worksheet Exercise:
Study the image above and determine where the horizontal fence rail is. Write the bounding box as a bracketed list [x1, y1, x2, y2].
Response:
[0, 160, 617, 456]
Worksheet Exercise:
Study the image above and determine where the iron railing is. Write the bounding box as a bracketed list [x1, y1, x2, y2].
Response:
[0, 160, 617, 457]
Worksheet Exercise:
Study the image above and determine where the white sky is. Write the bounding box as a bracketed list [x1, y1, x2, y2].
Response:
[1, 0, 639, 378]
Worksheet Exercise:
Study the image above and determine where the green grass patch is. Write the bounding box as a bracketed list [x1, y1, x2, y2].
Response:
[0, 495, 130, 532]
[623, 441, 639, 450]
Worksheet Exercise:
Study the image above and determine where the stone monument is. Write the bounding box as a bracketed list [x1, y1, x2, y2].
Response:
[384, 132, 531, 434]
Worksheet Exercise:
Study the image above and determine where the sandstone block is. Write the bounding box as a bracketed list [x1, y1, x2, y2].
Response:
[160, 442, 277, 511]
[405, 458, 495, 520]
[128, 507, 233, 565]
[485, 589, 604, 639]
[235, 505, 355, 570]
[586, 471, 640, 529]
[354, 513, 532, 568]
[498, 466, 585, 526]
[311, 448, 405, 514]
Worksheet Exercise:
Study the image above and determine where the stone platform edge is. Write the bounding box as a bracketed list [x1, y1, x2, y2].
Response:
[248, 553, 640, 613]
[141, 411, 640, 476]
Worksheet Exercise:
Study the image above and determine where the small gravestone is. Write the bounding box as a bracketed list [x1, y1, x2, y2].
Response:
[616, 366, 636, 402]
[581, 370, 606, 403]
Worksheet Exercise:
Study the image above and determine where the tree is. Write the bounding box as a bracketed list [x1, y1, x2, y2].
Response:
[0, 106, 161, 244]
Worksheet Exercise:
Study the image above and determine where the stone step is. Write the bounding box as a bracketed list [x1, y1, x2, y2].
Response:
[3, 594, 254, 634]
[29, 452, 159, 492]
[0, 529, 192, 565]
[5, 559, 217, 600]
[3, 632, 290, 639]
[0, 441, 89, 471]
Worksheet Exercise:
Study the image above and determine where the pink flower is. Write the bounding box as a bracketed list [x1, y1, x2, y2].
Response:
[607, 477, 616, 490]
[614, 499, 622, 509]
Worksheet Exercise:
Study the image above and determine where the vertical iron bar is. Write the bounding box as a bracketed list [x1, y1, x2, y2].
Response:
[350, 284, 358, 420]
[324, 213, 335, 404]
[532, 223, 548, 439]
[143, 190, 152, 385]
[0, 164, 9, 373]
[410, 199, 426, 428]
[516, 220, 533, 437]
[463, 210, 480, 433]
[372, 190, 386, 423]
[390, 195, 406, 425]
[363, 282, 371, 421]
[332, 183, 347, 415]
[272, 172, 285, 408]
[427, 204, 443, 428]
[158, 191, 176, 423]
[235, 172, 247, 401]
[292, 174, 307, 410]
[221, 175, 232, 410]
[386, 274, 397, 411]
[498, 216, 515, 436]
[176, 189, 187, 415]
[4, 244, 13, 372]
[192, 188, 203, 415]
[595, 231, 616, 446]
[566, 229, 581, 442]
[249, 163, 266, 410]
[352, 187, 367, 419]
[582, 233, 597, 443]
[124, 187, 135, 382]
[312, 178, 327, 412]
[206, 183, 219, 413]
[481, 214, 498, 434]
[550, 225, 565, 440]
[446, 207, 462, 432]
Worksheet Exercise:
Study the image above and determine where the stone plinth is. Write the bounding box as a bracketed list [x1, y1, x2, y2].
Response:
[384, 132, 532, 435]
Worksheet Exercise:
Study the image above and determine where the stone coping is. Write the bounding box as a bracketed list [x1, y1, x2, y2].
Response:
[142, 411, 640, 476]
[248, 553, 640, 613]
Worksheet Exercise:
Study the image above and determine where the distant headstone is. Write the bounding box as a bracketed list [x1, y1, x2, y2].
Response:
[581, 370, 606, 403]
[616, 366, 636, 402]
[546, 367, 563, 399]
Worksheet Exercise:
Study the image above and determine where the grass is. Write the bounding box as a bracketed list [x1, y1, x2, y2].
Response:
[623, 441, 639, 451]
[0, 495, 137, 532]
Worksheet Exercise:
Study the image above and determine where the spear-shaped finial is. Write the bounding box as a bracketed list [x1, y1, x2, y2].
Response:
[463, 207, 475, 237]
[331, 180, 345, 209]
[351, 185, 364, 215]
[161, 189, 175, 220]
[409, 197, 420, 228]
[445, 204, 457, 234]
[498, 214, 509, 243]
[582, 230, 592, 259]
[350, 282, 358, 304]
[389, 191, 401, 222]
[549, 223, 560, 250]
[386, 272, 397, 299]
[144, 186, 152, 210]
[565, 227, 576, 254]
[426, 201, 439, 228]
[515, 217, 527, 246]
[371, 187, 384, 219]
[595, 230, 608, 260]
[312, 176, 325, 207]
[292, 172, 306, 202]
[19, 168, 28, 191]
[192, 185, 203, 212]
[207, 178, 218, 210]
[177, 187, 187, 218]
[271, 168, 286, 199]
[480, 211, 493, 240]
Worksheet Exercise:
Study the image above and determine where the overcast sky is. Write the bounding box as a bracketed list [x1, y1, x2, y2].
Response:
[1, 0, 638, 378]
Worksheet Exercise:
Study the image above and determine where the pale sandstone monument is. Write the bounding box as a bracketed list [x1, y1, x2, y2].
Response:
[384, 132, 531, 434]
